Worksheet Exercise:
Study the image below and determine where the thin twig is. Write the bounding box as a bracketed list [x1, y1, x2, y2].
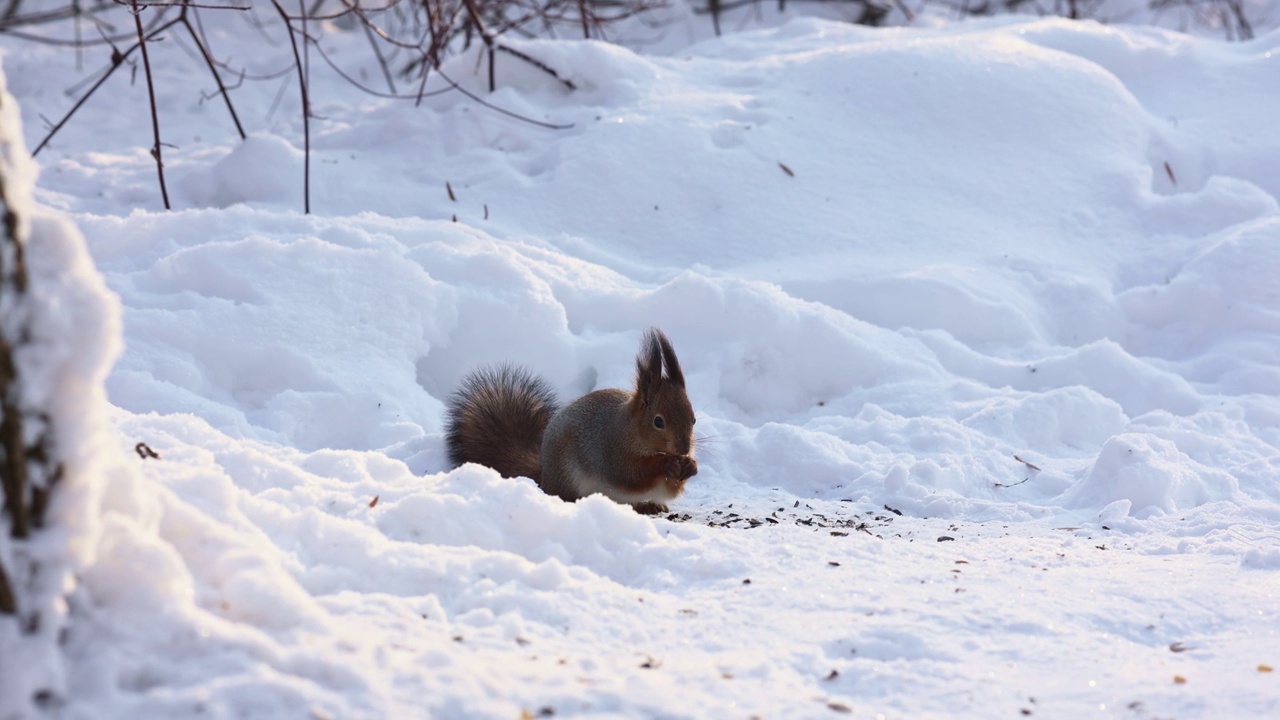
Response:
[299, 0, 311, 213]
[0, 1, 114, 29]
[576, 0, 591, 37]
[460, 0, 496, 91]
[272, 0, 310, 213]
[130, 0, 171, 209]
[180, 11, 246, 139]
[496, 44, 575, 91]
[309, 40, 450, 99]
[434, 66, 573, 130]
[413, 46, 432, 107]
[127, 1, 249, 8]
[0, 24, 135, 45]
[361, 17, 396, 94]
[73, 0, 82, 70]
[1, 0, 173, 45]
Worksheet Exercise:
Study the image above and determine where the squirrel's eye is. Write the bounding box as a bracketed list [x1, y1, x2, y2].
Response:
[653, 415, 665, 430]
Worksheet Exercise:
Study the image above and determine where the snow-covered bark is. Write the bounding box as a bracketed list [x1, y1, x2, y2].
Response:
[0, 60, 121, 719]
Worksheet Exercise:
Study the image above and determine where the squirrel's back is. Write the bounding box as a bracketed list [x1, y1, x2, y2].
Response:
[444, 364, 559, 482]
[538, 388, 633, 502]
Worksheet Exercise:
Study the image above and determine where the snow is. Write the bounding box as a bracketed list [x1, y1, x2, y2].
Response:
[0, 60, 124, 719]
[2, 4, 1280, 718]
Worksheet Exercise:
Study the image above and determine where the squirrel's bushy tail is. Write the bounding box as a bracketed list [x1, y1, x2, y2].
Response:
[445, 364, 560, 482]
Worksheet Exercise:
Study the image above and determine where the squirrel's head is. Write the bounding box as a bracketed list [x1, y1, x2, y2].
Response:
[632, 327, 696, 457]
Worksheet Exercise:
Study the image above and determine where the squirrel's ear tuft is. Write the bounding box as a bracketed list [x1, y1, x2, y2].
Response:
[637, 327, 665, 406]
[654, 329, 684, 387]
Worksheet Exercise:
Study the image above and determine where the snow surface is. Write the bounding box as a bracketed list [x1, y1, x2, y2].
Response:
[2, 5, 1279, 719]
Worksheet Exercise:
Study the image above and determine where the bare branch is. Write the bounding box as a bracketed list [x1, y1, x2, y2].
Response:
[180, 11, 246, 139]
[129, 0, 171, 209]
[435, 66, 574, 130]
[272, 0, 311, 213]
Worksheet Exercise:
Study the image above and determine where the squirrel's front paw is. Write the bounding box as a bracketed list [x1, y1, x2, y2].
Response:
[676, 455, 698, 481]
[665, 450, 696, 479]
[663, 454, 698, 480]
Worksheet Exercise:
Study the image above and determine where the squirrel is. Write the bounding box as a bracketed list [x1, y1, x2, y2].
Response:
[444, 328, 698, 515]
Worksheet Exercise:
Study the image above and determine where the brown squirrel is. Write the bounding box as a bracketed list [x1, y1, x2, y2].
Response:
[445, 328, 698, 514]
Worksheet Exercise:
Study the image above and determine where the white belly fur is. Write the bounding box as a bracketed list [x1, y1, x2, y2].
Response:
[566, 460, 676, 504]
